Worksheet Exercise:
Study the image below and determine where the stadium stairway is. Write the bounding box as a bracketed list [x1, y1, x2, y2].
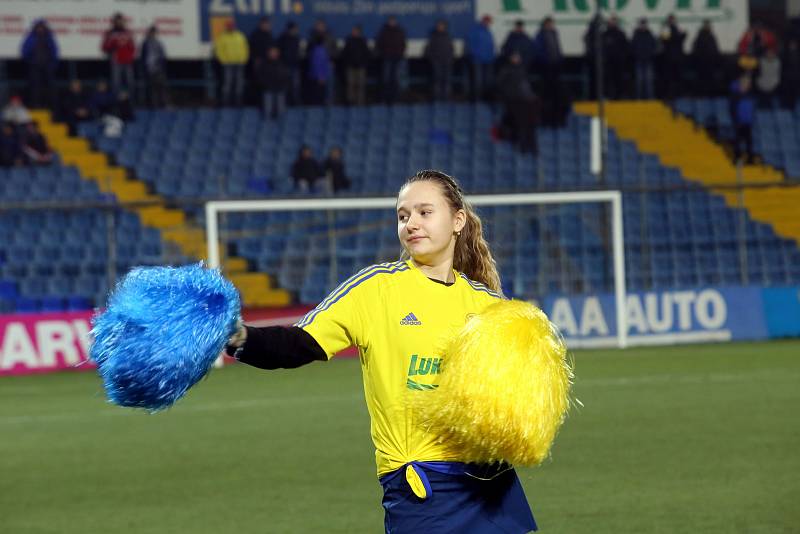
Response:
[30, 110, 290, 307]
[574, 101, 800, 245]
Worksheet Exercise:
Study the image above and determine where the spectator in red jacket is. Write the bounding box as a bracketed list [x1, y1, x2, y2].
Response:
[738, 21, 778, 60]
[102, 13, 136, 98]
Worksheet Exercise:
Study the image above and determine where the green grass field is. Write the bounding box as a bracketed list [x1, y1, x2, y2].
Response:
[2, 340, 798, 533]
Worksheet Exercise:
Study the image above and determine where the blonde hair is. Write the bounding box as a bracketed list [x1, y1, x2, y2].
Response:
[399, 170, 502, 293]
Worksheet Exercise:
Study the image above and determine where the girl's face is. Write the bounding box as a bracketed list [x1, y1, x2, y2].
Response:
[397, 181, 465, 264]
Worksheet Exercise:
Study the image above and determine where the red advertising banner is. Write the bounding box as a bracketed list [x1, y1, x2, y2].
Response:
[0, 311, 94, 376]
[0, 305, 341, 376]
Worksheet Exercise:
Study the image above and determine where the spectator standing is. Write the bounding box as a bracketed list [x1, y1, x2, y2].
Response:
[376, 16, 407, 104]
[101, 13, 136, 97]
[425, 20, 455, 101]
[248, 16, 275, 73]
[214, 21, 249, 106]
[533, 17, 566, 127]
[341, 25, 370, 106]
[307, 35, 332, 106]
[308, 19, 338, 105]
[583, 14, 604, 99]
[21, 122, 53, 165]
[631, 18, 657, 99]
[278, 22, 302, 106]
[140, 26, 169, 108]
[324, 147, 351, 193]
[496, 53, 538, 154]
[660, 14, 687, 100]
[756, 49, 781, 108]
[729, 74, 755, 164]
[602, 15, 629, 99]
[291, 145, 323, 192]
[501, 20, 532, 66]
[691, 20, 722, 96]
[256, 46, 289, 119]
[465, 15, 495, 101]
[738, 21, 778, 60]
[20, 20, 59, 109]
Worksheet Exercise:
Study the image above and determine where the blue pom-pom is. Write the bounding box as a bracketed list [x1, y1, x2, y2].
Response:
[90, 263, 241, 411]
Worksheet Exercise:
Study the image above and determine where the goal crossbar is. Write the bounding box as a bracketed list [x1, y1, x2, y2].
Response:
[205, 191, 627, 348]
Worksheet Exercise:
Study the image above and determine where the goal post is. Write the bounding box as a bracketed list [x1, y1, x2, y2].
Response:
[205, 191, 628, 349]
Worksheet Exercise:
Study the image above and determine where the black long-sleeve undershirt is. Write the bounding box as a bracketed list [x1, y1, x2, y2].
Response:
[226, 326, 327, 369]
[229, 277, 455, 370]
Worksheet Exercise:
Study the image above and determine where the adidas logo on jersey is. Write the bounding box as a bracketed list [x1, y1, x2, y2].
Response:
[400, 312, 422, 326]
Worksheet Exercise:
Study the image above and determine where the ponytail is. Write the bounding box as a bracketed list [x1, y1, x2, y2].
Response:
[400, 170, 501, 293]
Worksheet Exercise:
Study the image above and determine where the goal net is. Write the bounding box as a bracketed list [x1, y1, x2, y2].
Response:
[205, 191, 627, 349]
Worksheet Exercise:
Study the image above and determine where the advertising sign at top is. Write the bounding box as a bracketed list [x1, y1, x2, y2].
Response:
[476, 0, 749, 55]
[200, 0, 476, 43]
[0, 0, 202, 59]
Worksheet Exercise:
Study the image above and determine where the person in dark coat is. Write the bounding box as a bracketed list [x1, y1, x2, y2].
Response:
[533, 17, 566, 127]
[602, 16, 629, 99]
[781, 37, 800, 109]
[0, 122, 24, 167]
[61, 79, 91, 135]
[256, 46, 290, 119]
[291, 145, 323, 192]
[140, 26, 169, 108]
[501, 20, 532, 66]
[21, 122, 53, 165]
[376, 16, 407, 104]
[324, 147, 351, 193]
[631, 18, 657, 99]
[20, 20, 59, 109]
[89, 80, 116, 118]
[496, 53, 538, 154]
[114, 90, 134, 122]
[583, 14, 604, 99]
[660, 14, 686, 100]
[341, 25, 370, 106]
[692, 20, 722, 96]
[278, 22, 302, 106]
[424, 20, 455, 101]
[248, 17, 275, 73]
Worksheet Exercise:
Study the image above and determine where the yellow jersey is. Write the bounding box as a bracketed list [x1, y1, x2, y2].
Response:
[296, 259, 502, 476]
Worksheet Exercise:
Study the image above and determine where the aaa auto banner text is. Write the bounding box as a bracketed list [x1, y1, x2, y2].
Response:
[542, 285, 800, 348]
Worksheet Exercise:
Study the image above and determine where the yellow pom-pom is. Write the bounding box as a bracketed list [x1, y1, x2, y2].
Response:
[413, 300, 573, 467]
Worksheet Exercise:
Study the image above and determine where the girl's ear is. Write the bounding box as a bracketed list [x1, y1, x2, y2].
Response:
[454, 209, 467, 233]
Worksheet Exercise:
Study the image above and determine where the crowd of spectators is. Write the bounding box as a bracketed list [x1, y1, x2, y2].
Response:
[15, 13, 800, 114]
[8, 12, 800, 167]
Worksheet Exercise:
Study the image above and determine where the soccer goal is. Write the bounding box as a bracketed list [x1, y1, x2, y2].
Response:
[205, 191, 628, 348]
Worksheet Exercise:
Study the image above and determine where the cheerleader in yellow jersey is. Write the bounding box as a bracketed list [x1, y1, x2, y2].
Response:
[225, 170, 538, 533]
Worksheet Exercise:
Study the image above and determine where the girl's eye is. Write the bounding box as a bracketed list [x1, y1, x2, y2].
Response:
[398, 215, 407, 222]
[421, 211, 431, 216]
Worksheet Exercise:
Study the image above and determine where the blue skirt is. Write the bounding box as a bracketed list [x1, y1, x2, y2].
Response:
[380, 462, 537, 534]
